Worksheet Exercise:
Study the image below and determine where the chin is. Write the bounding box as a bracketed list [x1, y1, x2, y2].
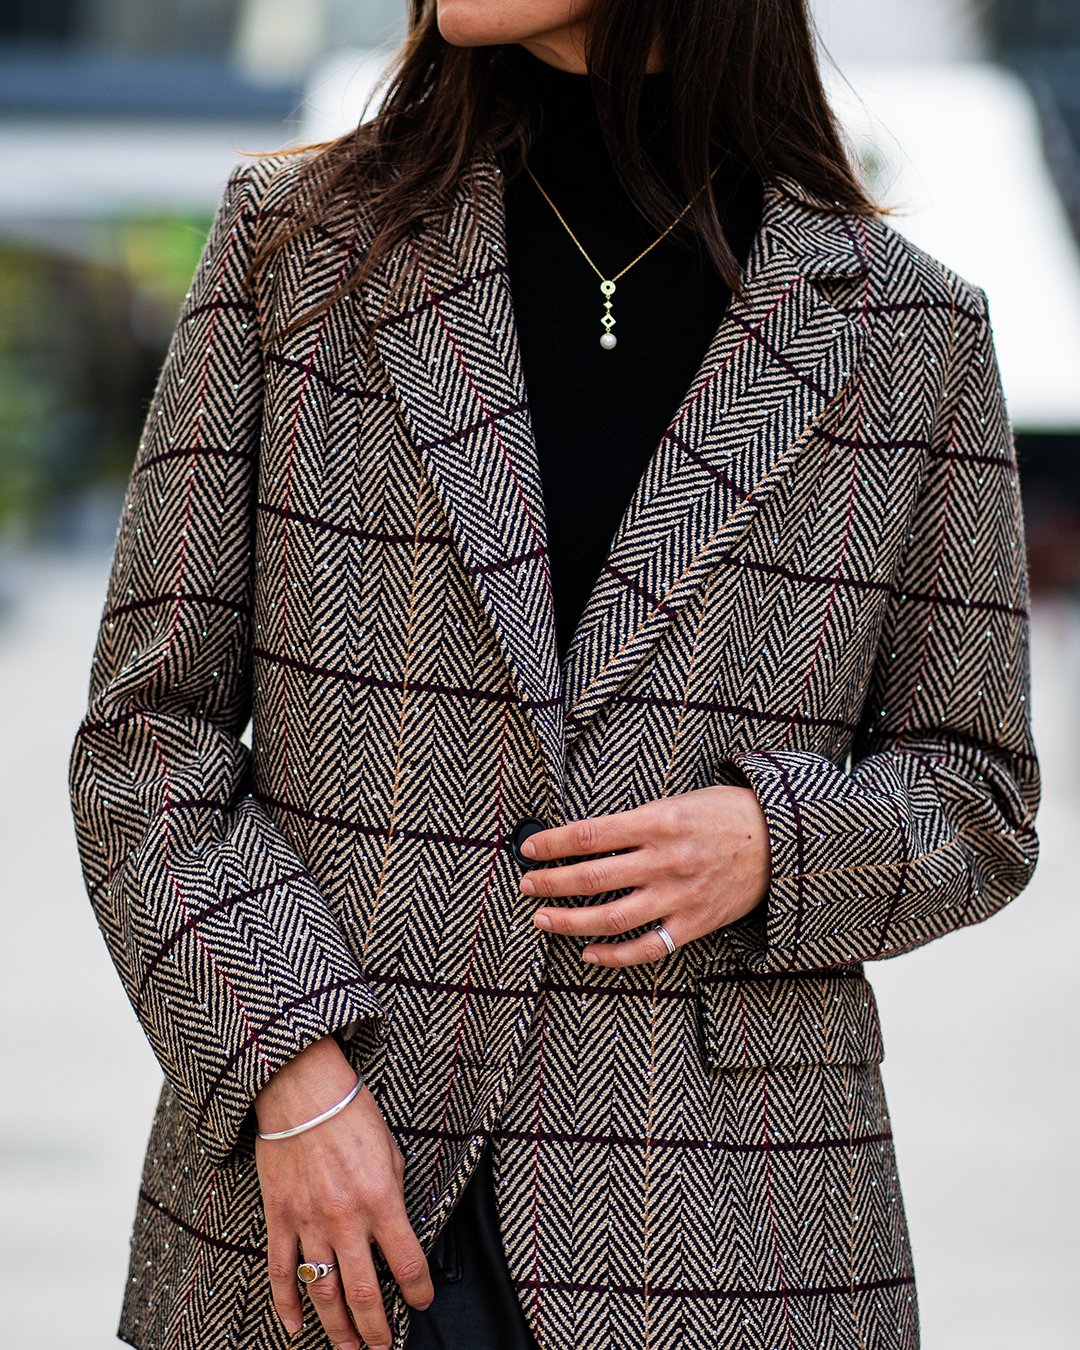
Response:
[437, 0, 516, 47]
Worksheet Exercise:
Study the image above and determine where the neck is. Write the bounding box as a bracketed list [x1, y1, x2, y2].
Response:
[512, 47, 676, 195]
[517, 26, 589, 73]
[517, 31, 664, 75]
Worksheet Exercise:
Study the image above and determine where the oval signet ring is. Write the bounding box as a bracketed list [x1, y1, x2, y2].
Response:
[298, 1261, 336, 1284]
[653, 924, 677, 957]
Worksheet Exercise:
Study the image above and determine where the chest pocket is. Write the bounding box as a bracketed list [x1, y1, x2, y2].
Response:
[697, 965, 883, 1073]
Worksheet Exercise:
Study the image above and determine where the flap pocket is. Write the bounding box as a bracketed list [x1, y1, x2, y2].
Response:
[697, 965, 883, 1073]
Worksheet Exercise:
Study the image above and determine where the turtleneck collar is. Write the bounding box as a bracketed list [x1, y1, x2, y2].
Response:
[507, 46, 678, 197]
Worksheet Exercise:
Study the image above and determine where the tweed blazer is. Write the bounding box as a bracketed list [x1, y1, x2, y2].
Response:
[70, 153, 1038, 1350]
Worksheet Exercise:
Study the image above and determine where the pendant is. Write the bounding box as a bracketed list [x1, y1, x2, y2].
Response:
[599, 279, 617, 349]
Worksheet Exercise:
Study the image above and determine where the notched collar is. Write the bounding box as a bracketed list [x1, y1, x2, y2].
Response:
[360, 164, 875, 776]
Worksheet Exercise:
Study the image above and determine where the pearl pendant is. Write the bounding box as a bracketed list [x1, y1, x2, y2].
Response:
[599, 278, 617, 351]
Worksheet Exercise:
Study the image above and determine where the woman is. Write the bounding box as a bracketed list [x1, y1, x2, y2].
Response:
[69, 0, 1039, 1347]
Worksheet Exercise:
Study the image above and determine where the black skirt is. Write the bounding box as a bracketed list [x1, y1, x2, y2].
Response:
[405, 1149, 538, 1350]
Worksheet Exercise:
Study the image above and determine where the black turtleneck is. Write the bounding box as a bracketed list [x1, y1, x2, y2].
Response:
[502, 50, 762, 658]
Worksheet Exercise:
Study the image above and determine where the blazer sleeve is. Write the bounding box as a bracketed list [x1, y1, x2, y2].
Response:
[725, 287, 1039, 974]
[68, 163, 384, 1164]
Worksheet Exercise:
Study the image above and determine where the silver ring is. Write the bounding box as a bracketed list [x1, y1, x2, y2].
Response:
[297, 1261, 336, 1284]
[653, 924, 677, 957]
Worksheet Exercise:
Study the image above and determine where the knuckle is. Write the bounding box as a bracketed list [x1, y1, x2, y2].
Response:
[358, 1177, 397, 1214]
[580, 863, 606, 894]
[687, 874, 712, 903]
[395, 1254, 429, 1286]
[344, 1278, 382, 1308]
[262, 1190, 287, 1214]
[267, 1259, 296, 1283]
[657, 800, 685, 835]
[574, 819, 599, 854]
[307, 1280, 339, 1306]
[670, 841, 702, 877]
[321, 1189, 355, 1223]
[602, 904, 631, 935]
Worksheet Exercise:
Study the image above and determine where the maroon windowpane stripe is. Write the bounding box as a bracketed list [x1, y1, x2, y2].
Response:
[762, 753, 810, 951]
[602, 563, 676, 617]
[510, 1273, 914, 1303]
[252, 645, 561, 710]
[815, 432, 930, 456]
[396, 1122, 893, 1158]
[839, 297, 983, 323]
[102, 592, 251, 623]
[368, 971, 687, 1003]
[666, 427, 752, 496]
[366, 970, 537, 1001]
[136, 868, 309, 1000]
[467, 548, 546, 578]
[415, 398, 530, 453]
[612, 691, 856, 734]
[138, 1189, 263, 1258]
[265, 351, 394, 405]
[257, 500, 452, 548]
[135, 444, 256, 475]
[365, 963, 862, 1004]
[728, 312, 833, 401]
[374, 264, 508, 330]
[931, 445, 1016, 471]
[699, 966, 864, 986]
[257, 793, 505, 853]
[185, 297, 255, 321]
[836, 216, 873, 274]
[713, 553, 1026, 619]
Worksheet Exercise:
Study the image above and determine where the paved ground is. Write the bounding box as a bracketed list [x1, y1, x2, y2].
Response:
[1, 551, 1077, 1349]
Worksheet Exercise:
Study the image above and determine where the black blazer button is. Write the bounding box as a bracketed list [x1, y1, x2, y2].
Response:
[509, 817, 548, 865]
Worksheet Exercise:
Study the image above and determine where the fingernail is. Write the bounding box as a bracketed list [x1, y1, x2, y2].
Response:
[534, 912, 550, 929]
[521, 838, 536, 859]
[283, 1319, 301, 1334]
[583, 950, 599, 964]
[520, 876, 535, 895]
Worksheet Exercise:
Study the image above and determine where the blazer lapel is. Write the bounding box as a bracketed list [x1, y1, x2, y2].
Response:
[363, 162, 566, 800]
[563, 186, 872, 741]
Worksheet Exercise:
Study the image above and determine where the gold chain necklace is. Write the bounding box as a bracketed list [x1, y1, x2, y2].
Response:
[524, 162, 718, 351]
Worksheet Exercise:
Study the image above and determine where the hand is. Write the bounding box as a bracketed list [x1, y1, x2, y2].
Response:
[520, 786, 770, 967]
[255, 1035, 432, 1350]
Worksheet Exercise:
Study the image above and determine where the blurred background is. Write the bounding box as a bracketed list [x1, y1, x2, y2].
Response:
[1, 1, 1079, 1347]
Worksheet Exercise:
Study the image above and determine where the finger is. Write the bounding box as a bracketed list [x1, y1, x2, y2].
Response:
[522, 851, 649, 900]
[533, 890, 666, 938]
[583, 918, 685, 968]
[374, 1212, 434, 1310]
[301, 1262, 366, 1350]
[266, 1231, 304, 1336]
[337, 1245, 394, 1349]
[519, 809, 645, 863]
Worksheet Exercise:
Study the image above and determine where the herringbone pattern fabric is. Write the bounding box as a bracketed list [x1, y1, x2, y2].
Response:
[69, 154, 1037, 1350]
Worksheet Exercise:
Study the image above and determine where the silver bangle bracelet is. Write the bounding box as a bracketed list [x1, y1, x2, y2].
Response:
[257, 1076, 363, 1141]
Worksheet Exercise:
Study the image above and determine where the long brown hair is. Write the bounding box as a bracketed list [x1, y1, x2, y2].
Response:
[253, 0, 873, 326]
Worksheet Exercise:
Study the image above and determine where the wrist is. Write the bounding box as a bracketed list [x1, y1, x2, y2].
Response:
[254, 1034, 359, 1135]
